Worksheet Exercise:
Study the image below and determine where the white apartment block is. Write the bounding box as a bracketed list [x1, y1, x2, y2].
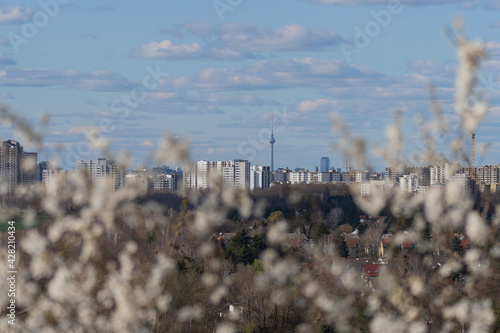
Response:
[306, 171, 334, 184]
[354, 171, 368, 183]
[289, 170, 308, 184]
[150, 172, 179, 191]
[360, 180, 385, 196]
[125, 170, 148, 191]
[183, 164, 197, 189]
[307, 171, 321, 183]
[196, 160, 211, 189]
[273, 168, 291, 183]
[233, 160, 251, 190]
[415, 185, 429, 196]
[184, 160, 251, 190]
[77, 158, 124, 191]
[250, 165, 270, 190]
[77, 158, 107, 182]
[399, 173, 423, 194]
[447, 173, 473, 198]
[430, 162, 454, 185]
[475, 165, 500, 185]
[42, 168, 69, 187]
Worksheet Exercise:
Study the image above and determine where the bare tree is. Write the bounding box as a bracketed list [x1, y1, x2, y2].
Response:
[310, 210, 325, 225]
[327, 208, 344, 230]
[360, 221, 386, 259]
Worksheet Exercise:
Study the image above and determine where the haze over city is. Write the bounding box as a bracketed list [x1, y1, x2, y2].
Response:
[0, 0, 499, 171]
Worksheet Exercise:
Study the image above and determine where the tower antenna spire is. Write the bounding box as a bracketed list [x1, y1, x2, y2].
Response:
[471, 132, 476, 180]
[270, 113, 276, 181]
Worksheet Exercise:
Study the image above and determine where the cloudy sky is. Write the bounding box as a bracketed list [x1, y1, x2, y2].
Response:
[0, 0, 499, 171]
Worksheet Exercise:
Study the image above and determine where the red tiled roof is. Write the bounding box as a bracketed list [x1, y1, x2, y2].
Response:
[461, 239, 471, 249]
[362, 264, 382, 277]
[338, 224, 353, 233]
[346, 239, 359, 248]
[344, 234, 360, 248]
[401, 240, 416, 249]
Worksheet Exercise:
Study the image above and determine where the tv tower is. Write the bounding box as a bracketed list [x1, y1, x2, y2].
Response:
[471, 132, 476, 180]
[270, 114, 275, 177]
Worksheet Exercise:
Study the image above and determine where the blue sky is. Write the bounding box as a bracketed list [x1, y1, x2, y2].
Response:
[0, 0, 499, 171]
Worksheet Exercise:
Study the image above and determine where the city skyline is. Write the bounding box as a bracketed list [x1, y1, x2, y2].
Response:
[3, 137, 500, 199]
[0, 1, 498, 171]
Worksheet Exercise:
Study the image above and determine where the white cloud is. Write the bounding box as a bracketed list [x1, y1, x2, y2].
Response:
[300, 0, 500, 8]
[147, 92, 180, 100]
[156, 57, 381, 91]
[132, 40, 203, 59]
[131, 39, 248, 60]
[140, 140, 154, 147]
[132, 23, 343, 60]
[0, 6, 32, 24]
[300, 0, 457, 6]
[0, 68, 135, 91]
[182, 21, 213, 38]
[214, 23, 342, 52]
[408, 59, 455, 76]
[298, 99, 338, 112]
[67, 126, 96, 135]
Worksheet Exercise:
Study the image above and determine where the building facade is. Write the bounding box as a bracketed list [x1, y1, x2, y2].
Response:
[0, 140, 38, 196]
[77, 158, 124, 191]
[250, 165, 270, 190]
[184, 160, 252, 190]
[320, 157, 330, 173]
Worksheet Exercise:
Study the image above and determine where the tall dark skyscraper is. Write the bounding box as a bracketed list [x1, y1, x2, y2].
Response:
[320, 157, 329, 173]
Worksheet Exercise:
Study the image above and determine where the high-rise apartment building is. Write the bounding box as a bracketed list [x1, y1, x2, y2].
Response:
[148, 167, 182, 191]
[430, 162, 453, 185]
[42, 168, 69, 187]
[0, 140, 38, 195]
[21, 152, 38, 186]
[475, 165, 499, 185]
[184, 160, 252, 190]
[250, 165, 270, 190]
[77, 158, 123, 191]
[0, 140, 22, 195]
[399, 173, 423, 193]
[233, 159, 250, 190]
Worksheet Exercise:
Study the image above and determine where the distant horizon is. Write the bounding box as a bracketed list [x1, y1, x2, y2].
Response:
[6, 136, 496, 175]
[0, 1, 498, 172]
